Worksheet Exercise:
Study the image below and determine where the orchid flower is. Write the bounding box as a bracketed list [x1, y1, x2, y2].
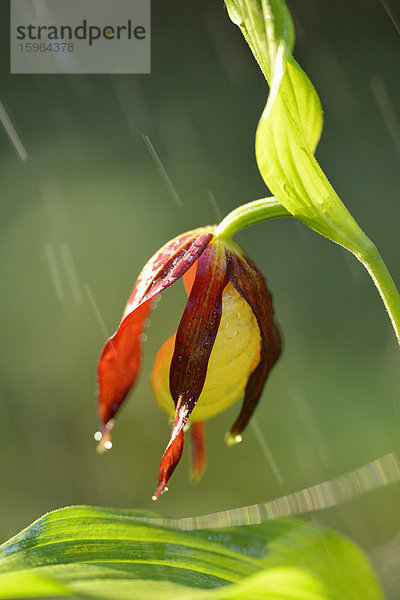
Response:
[96, 227, 281, 498]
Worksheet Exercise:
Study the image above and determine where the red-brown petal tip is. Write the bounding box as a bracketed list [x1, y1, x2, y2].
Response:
[152, 428, 185, 500]
[94, 419, 115, 454]
[190, 422, 206, 482]
[152, 485, 168, 501]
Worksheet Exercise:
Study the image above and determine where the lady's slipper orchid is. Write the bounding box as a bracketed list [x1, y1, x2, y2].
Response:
[96, 227, 281, 498]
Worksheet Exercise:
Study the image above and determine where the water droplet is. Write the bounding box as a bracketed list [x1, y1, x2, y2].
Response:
[151, 488, 167, 502]
[139, 333, 148, 342]
[224, 431, 243, 446]
[94, 431, 102, 442]
[104, 440, 113, 450]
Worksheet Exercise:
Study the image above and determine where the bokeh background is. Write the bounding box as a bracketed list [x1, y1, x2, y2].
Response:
[1, 0, 400, 595]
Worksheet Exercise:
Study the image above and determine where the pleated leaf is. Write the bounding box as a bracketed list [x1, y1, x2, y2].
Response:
[225, 0, 371, 256]
[0, 506, 383, 600]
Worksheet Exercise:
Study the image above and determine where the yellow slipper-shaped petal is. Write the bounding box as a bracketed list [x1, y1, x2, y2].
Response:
[151, 282, 261, 422]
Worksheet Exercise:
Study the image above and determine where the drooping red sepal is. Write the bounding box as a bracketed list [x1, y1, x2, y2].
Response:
[97, 300, 151, 447]
[153, 428, 185, 500]
[168, 241, 229, 442]
[96, 229, 213, 449]
[225, 249, 282, 443]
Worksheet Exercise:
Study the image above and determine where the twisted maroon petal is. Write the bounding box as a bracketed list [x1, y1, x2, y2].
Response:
[154, 241, 228, 494]
[97, 229, 213, 436]
[170, 241, 229, 432]
[153, 428, 185, 500]
[226, 249, 282, 440]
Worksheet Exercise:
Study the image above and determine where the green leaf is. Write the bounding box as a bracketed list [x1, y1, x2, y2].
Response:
[224, 0, 370, 256]
[0, 506, 383, 599]
[223, 0, 400, 344]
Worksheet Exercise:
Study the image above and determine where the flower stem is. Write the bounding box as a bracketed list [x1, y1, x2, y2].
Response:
[355, 241, 400, 346]
[216, 197, 400, 347]
[214, 197, 291, 240]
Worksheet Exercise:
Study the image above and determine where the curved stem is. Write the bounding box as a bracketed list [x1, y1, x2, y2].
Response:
[356, 242, 400, 346]
[215, 197, 400, 347]
[214, 197, 291, 240]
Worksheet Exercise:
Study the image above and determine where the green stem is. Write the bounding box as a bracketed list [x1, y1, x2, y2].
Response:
[356, 242, 400, 346]
[216, 197, 400, 347]
[214, 197, 291, 240]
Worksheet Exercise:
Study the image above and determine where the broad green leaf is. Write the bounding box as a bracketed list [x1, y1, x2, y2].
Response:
[0, 505, 383, 600]
[225, 0, 370, 256]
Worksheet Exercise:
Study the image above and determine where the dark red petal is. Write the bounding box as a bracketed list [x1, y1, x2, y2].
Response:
[153, 428, 185, 500]
[225, 249, 282, 442]
[122, 229, 213, 319]
[97, 300, 151, 428]
[97, 229, 213, 437]
[167, 241, 229, 449]
[190, 422, 206, 482]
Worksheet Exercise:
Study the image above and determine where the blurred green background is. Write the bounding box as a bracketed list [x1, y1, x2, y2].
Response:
[1, 0, 400, 595]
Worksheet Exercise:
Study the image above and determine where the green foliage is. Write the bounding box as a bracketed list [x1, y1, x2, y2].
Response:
[224, 0, 368, 255]
[0, 506, 383, 599]
[224, 0, 400, 344]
